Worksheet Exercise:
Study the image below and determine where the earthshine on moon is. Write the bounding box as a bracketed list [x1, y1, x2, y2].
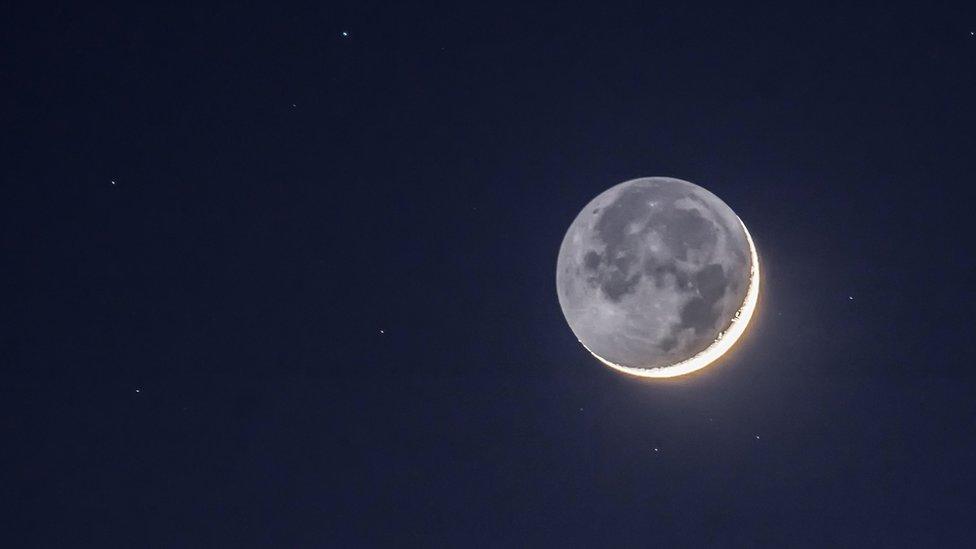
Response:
[556, 177, 759, 378]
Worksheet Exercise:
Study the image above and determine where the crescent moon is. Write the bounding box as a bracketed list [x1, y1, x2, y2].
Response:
[580, 217, 760, 378]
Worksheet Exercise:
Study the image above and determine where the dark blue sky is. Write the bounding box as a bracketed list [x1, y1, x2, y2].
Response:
[4, 2, 976, 546]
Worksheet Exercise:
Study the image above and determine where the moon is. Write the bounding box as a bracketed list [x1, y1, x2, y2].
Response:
[556, 177, 759, 378]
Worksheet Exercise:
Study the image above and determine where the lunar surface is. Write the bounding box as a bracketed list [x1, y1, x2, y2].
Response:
[556, 177, 759, 378]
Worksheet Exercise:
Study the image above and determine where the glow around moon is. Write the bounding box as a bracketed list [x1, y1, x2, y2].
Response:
[556, 177, 759, 378]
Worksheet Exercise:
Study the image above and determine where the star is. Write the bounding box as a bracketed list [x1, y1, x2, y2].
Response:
[111, 180, 116, 185]
[379, 329, 384, 334]
[755, 434, 760, 439]
[340, 31, 349, 37]
[653, 447, 659, 452]
[135, 388, 141, 393]
[848, 296, 854, 300]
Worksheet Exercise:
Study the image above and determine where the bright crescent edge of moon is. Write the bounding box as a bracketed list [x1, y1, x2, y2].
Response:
[578, 216, 760, 379]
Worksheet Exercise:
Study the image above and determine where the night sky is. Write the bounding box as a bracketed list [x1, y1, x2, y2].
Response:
[4, 3, 976, 546]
